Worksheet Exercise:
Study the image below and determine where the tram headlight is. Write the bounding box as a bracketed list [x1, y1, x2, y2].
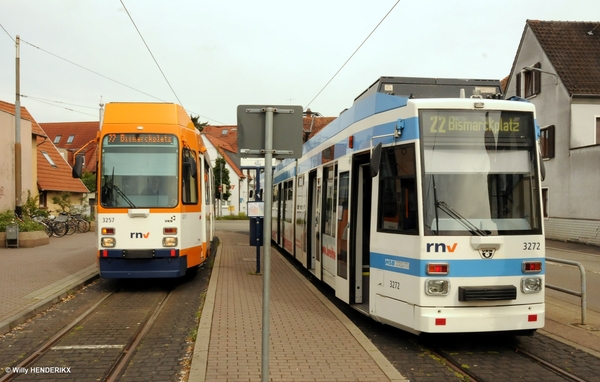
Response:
[425, 279, 450, 296]
[163, 237, 178, 247]
[521, 277, 543, 293]
[100, 237, 116, 247]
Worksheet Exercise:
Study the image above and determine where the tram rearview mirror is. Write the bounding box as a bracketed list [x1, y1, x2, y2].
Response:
[370, 142, 382, 177]
[539, 153, 545, 181]
[72, 155, 84, 179]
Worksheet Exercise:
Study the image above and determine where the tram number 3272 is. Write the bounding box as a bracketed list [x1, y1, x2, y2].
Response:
[523, 242, 541, 250]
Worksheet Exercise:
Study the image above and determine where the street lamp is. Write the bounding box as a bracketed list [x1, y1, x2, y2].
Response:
[523, 66, 558, 85]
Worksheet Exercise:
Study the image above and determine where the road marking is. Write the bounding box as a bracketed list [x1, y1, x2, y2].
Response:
[51, 345, 123, 350]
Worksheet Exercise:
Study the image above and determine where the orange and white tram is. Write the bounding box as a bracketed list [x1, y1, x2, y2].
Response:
[75, 102, 214, 278]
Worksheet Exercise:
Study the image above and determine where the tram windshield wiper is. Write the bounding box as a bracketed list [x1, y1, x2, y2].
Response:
[101, 168, 136, 208]
[112, 184, 136, 208]
[435, 201, 489, 236]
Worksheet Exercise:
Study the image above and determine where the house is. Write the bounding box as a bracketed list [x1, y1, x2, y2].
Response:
[0, 100, 41, 212]
[0, 100, 89, 215]
[201, 113, 335, 216]
[36, 132, 90, 214]
[202, 125, 248, 215]
[504, 20, 600, 246]
[39, 121, 99, 174]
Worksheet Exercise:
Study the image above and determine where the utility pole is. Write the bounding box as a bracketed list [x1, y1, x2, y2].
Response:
[14, 35, 22, 217]
[220, 161, 223, 217]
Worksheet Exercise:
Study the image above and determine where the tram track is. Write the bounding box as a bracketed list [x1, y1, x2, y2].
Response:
[1, 282, 176, 382]
[424, 335, 592, 382]
[279, 247, 600, 382]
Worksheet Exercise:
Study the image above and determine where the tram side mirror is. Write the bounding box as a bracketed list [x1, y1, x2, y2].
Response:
[370, 142, 382, 177]
[72, 155, 84, 178]
[249, 190, 254, 199]
[184, 156, 197, 178]
[539, 153, 545, 181]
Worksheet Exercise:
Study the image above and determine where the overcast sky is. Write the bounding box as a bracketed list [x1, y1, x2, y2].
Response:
[1, 0, 599, 125]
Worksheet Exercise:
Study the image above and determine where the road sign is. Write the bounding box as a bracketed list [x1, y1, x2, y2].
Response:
[237, 105, 303, 159]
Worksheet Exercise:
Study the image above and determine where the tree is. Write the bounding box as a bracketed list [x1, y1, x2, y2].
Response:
[81, 171, 96, 192]
[213, 156, 231, 201]
[191, 114, 208, 132]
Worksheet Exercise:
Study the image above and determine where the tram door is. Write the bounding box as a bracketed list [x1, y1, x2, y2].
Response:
[350, 154, 371, 310]
[307, 170, 321, 279]
[335, 159, 351, 304]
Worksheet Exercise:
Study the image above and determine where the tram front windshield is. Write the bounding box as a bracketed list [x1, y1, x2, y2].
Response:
[421, 109, 542, 236]
[100, 133, 178, 208]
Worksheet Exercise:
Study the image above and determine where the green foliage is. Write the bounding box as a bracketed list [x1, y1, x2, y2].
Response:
[191, 114, 208, 132]
[0, 210, 44, 232]
[213, 156, 231, 201]
[81, 171, 97, 192]
[21, 191, 49, 219]
[216, 213, 249, 221]
[51, 192, 72, 213]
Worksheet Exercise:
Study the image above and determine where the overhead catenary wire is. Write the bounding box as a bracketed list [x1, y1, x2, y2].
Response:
[119, 0, 183, 107]
[2, 23, 222, 124]
[304, 0, 402, 111]
[19, 38, 223, 124]
[0, 22, 16, 43]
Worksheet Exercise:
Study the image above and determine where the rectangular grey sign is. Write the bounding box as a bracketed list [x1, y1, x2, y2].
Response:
[237, 105, 303, 159]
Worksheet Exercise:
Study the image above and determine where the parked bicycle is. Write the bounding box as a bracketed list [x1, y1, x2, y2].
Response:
[33, 215, 68, 237]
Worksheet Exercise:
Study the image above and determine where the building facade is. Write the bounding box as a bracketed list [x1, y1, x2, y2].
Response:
[505, 20, 600, 245]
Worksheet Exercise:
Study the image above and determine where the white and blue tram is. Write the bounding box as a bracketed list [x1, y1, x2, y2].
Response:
[270, 77, 545, 334]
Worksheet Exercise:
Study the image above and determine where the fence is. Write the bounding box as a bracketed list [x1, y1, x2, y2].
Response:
[546, 257, 586, 325]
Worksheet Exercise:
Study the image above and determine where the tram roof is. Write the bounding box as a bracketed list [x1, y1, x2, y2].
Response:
[354, 76, 503, 104]
[102, 102, 192, 128]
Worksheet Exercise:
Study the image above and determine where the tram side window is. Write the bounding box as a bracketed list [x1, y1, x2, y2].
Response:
[283, 180, 293, 223]
[182, 149, 198, 204]
[323, 165, 338, 237]
[378, 144, 418, 234]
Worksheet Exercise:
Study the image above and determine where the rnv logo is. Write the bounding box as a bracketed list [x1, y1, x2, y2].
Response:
[130, 232, 150, 238]
[426, 243, 458, 253]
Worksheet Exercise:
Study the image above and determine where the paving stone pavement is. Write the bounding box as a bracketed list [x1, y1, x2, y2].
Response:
[2, 223, 600, 381]
[188, 230, 406, 381]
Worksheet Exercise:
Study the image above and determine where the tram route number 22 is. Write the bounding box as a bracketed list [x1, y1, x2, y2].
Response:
[523, 242, 541, 250]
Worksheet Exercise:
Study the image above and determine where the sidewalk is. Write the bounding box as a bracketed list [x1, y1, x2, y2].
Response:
[2, 227, 600, 380]
[188, 229, 406, 382]
[0, 231, 97, 334]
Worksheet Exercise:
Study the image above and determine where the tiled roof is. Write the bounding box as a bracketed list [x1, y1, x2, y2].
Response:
[303, 116, 336, 141]
[201, 126, 244, 178]
[36, 135, 89, 193]
[39, 121, 100, 148]
[203, 125, 237, 153]
[0, 100, 47, 137]
[527, 20, 600, 95]
[39, 121, 99, 173]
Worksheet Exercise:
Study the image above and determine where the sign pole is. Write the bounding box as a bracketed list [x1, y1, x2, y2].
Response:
[261, 107, 274, 382]
[237, 104, 302, 382]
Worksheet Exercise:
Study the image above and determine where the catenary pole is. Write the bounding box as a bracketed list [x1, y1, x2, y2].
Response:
[14, 35, 22, 217]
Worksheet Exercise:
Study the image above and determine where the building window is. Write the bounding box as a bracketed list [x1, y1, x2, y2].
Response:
[41, 151, 57, 167]
[53, 135, 62, 144]
[66, 135, 75, 144]
[524, 63, 542, 98]
[516, 62, 542, 98]
[540, 125, 555, 159]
